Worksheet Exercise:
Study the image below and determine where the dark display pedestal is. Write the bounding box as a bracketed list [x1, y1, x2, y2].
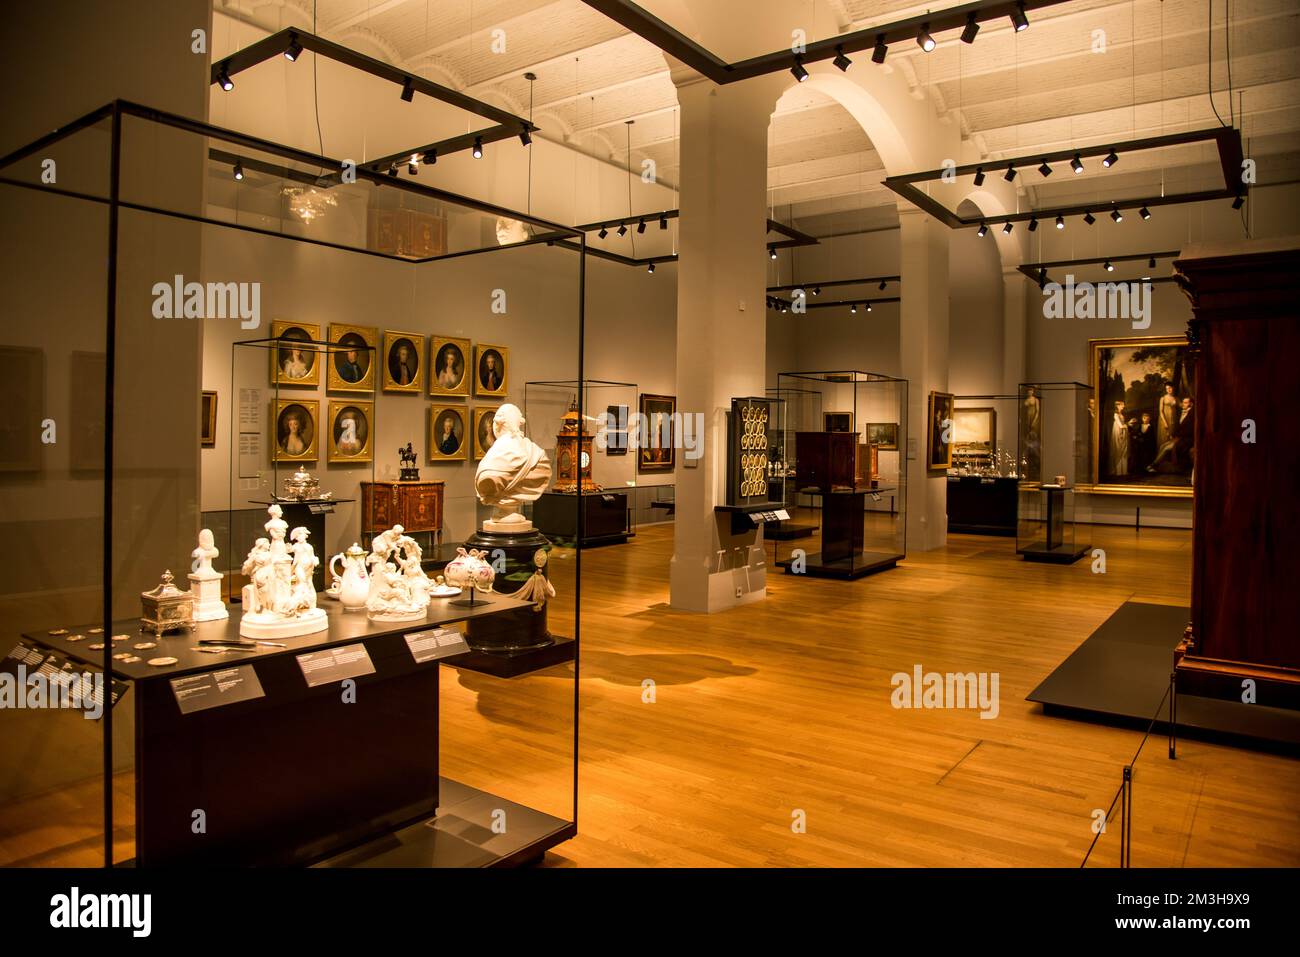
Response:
[1019, 486, 1088, 564]
[775, 490, 901, 579]
[532, 490, 629, 546]
[463, 527, 557, 655]
[946, 475, 1017, 536]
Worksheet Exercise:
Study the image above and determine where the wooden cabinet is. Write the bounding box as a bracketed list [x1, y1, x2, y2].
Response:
[795, 431, 857, 492]
[361, 481, 445, 535]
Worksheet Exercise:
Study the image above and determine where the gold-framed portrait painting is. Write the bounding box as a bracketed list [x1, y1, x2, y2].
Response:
[272, 398, 318, 463]
[201, 390, 218, 448]
[271, 320, 320, 387]
[926, 390, 954, 471]
[383, 330, 424, 394]
[327, 323, 377, 393]
[429, 335, 471, 397]
[638, 392, 676, 473]
[473, 406, 498, 459]
[328, 400, 373, 464]
[428, 406, 468, 461]
[474, 343, 508, 397]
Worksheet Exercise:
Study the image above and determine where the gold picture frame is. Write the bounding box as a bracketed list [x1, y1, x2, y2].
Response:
[473, 343, 508, 397]
[865, 422, 898, 450]
[428, 406, 468, 461]
[823, 411, 854, 434]
[472, 406, 498, 459]
[382, 330, 424, 394]
[327, 323, 377, 394]
[201, 390, 218, 448]
[926, 390, 954, 471]
[272, 398, 318, 463]
[429, 335, 471, 397]
[270, 320, 321, 387]
[327, 400, 374, 464]
[638, 392, 676, 473]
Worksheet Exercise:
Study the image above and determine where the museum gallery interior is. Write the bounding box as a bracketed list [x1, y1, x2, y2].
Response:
[0, 0, 1297, 871]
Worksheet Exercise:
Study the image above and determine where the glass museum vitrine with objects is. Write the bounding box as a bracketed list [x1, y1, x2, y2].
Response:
[771, 371, 909, 579]
[0, 100, 584, 868]
[945, 394, 1020, 536]
[1016, 382, 1091, 563]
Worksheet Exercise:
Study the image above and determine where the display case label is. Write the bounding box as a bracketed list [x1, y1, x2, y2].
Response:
[404, 628, 470, 664]
[296, 643, 376, 687]
[171, 665, 266, 715]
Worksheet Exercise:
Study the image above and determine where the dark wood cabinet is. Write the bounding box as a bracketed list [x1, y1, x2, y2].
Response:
[795, 431, 856, 492]
[361, 481, 445, 535]
[533, 491, 630, 546]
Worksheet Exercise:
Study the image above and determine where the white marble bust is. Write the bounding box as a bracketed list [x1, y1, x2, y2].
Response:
[474, 403, 551, 533]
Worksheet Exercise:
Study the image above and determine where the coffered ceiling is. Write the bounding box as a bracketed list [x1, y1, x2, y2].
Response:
[215, 0, 1300, 228]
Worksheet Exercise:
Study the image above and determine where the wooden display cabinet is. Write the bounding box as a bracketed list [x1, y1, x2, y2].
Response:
[361, 480, 446, 537]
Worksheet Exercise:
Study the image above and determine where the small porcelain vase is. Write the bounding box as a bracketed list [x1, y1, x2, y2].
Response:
[443, 547, 496, 594]
[329, 543, 370, 609]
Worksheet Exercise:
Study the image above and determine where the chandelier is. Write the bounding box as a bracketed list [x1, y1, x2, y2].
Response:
[281, 185, 337, 224]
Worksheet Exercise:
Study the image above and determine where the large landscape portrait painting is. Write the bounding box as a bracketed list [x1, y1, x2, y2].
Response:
[1089, 335, 1193, 496]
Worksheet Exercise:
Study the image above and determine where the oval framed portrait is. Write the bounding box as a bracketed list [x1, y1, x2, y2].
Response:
[474, 343, 508, 397]
[328, 400, 373, 463]
[428, 406, 467, 461]
[473, 406, 498, 459]
[327, 324, 376, 393]
[271, 320, 320, 387]
[272, 399, 318, 462]
[430, 336, 470, 397]
[383, 330, 424, 393]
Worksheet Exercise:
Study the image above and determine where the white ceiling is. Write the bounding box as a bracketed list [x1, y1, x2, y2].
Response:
[217, 0, 1300, 228]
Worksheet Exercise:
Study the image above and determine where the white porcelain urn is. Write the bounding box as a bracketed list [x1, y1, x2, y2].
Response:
[329, 542, 370, 610]
[443, 547, 496, 594]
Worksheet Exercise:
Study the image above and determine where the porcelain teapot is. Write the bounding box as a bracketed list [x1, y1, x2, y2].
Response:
[443, 547, 496, 594]
[329, 542, 370, 609]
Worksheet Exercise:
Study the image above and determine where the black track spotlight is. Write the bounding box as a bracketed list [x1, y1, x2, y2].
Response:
[618, 224, 628, 237]
[973, 167, 985, 186]
[813, 286, 821, 296]
[879, 279, 887, 291]
[866, 302, 872, 312]
[770, 247, 778, 260]
[850, 303, 857, 314]
[637, 218, 646, 234]
[1111, 208, 1123, 223]
[872, 34, 888, 64]
[659, 213, 668, 230]
[1003, 222, 1014, 235]
[1028, 217, 1039, 232]
[1055, 215, 1065, 230]
[1004, 163, 1017, 182]
[1038, 266, 1048, 286]
[1148, 256, 1156, 268]
[1103, 149, 1119, 168]
[833, 46, 852, 72]
[472, 136, 483, 159]
[977, 222, 989, 237]
[423, 149, 437, 166]
[1071, 153, 1084, 174]
[401, 78, 415, 102]
[1232, 193, 1245, 209]
[233, 160, 243, 181]
[387, 164, 398, 178]
[519, 126, 532, 147]
[598, 226, 608, 239]
[647, 262, 656, 274]
[217, 64, 233, 91]
[1139, 205, 1151, 220]
[1010, 2, 1029, 32]
[1104, 260, 1114, 272]
[408, 156, 418, 175]
[1083, 210, 1096, 225]
[961, 13, 980, 44]
[284, 34, 303, 62]
[791, 57, 809, 82]
[1038, 160, 1052, 177]
[917, 24, 936, 52]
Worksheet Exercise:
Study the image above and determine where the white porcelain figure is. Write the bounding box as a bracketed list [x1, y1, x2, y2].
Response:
[364, 525, 432, 621]
[443, 547, 496, 594]
[189, 528, 229, 622]
[329, 542, 371, 610]
[238, 504, 327, 638]
[473, 403, 551, 533]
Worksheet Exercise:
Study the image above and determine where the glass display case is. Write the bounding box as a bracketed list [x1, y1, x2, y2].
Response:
[1016, 382, 1091, 563]
[946, 394, 1019, 536]
[523, 379, 638, 546]
[771, 371, 909, 579]
[0, 101, 583, 868]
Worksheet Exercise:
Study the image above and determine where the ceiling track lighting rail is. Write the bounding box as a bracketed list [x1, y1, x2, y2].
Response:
[885, 127, 1245, 230]
[1017, 250, 1183, 287]
[577, 209, 681, 233]
[766, 296, 901, 313]
[767, 275, 899, 293]
[578, 0, 1062, 84]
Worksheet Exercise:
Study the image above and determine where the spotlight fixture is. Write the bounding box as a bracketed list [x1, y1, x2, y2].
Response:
[770, 248, 778, 260]
[1010, 2, 1029, 31]
[1002, 222, 1014, 235]
[1028, 217, 1039, 232]
[850, 303, 857, 314]
[637, 218, 646, 234]
[400, 78, 415, 103]
[1038, 160, 1052, 177]
[1232, 193, 1245, 209]
[961, 13, 980, 44]
[519, 126, 532, 147]
[973, 167, 985, 186]
[387, 164, 398, 178]
[284, 34, 303, 62]
[618, 224, 628, 237]
[217, 64, 233, 91]
[1104, 260, 1114, 272]
[1148, 256, 1156, 268]
[1055, 215, 1065, 229]
[833, 46, 852, 72]
[472, 136, 483, 159]
[1083, 210, 1096, 225]
[598, 226, 608, 239]
[1038, 267, 1048, 285]
[917, 24, 936, 53]
[659, 213, 668, 230]
[780, 303, 788, 313]
[866, 302, 872, 312]
[408, 156, 419, 175]
[872, 34, 888, 64]
[1004, 164, 1017, 183]
[1103, 150, 1119, 168]
[423, 149, 437, 165]
[232, 160, 243, 181]
[879, 280, 887, 291]
[977, 222, 989, 237]
[1139, 206, 1151, 220]
[1071, 154, 1084, 174]
[647, 263, 656, 274]
[1110, 208, 1123, 223]
[791, 58, 809, 83]
[813, 287, 821, 296]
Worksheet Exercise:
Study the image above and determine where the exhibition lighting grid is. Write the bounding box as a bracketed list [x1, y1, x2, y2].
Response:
[766, 296, 900, 313]
[767, 275, 900, 293]
[209, 28, 537, 173]
[883, 127, 1246, 232]
[566, 214, 816, 268]
[1018, 251, 1183, 288]
[579, 0, 1067, 84]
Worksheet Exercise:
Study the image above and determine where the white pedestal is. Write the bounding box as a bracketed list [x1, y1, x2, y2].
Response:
[189, 573, 229, 622]
[239, 606, 328, 639]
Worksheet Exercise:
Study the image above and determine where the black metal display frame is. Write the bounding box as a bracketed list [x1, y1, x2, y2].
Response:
[0, 99, 587, 869]
[1018, 250, 1182, 288]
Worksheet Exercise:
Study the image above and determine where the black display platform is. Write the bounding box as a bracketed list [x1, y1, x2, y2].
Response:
[1019, 542, 1090, 564]
[946, 475, 1017, 536]
[765, 521, 816, 541]
[775, 549, 901, 580]
[1027, 601, 1300, 753]
[449, 635, 576, 678]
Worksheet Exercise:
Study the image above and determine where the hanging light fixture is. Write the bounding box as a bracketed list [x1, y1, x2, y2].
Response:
[791, 57, 809, 82]
[917, 24, 936, 52]
[1028, 217, 1039, 232]
[472, 136, 483, 159]
[217, 64, 234, 91]
[1010, 2, 1029, 31]
[833, 46, 852, 71]
[1002, 222, 1014, 234]
[1055, 215, 1065, 229]
[637, 218, 646, 234]
[647, 262, 656, 274]
[1103, 150, 1119, 168]
[973, 167, 985, 186]
[400, 78, 415, 102]
[1071, 154, 1085, 174]
[872, 35, 888, 64]
[1038, 160, 1052, 177]
[961, 13, 980, 44]
[1083, 210, 1096, 225]
[1111, 208, 1123, 223]
[977, 222, 989, 237]
[284, 33, 303, 62]
[1104, 260, 1114, 272]
[1139, 206, 1151, 220]
[1004, 163, 1017, 182]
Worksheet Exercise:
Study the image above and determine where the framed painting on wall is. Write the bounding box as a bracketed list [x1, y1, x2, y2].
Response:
[638, 393, 676, 473]
[428, 406, 468, 461]
[430, 336, 471, 397]
[606, 404, 629, 455]
[473, 406, 498, 459]
[201, 390, 218, 448]
[327, 400, 373, 463]
[382, 330, 424, 394]
[926, 390, 954, 470]
[823, 411, 853, 434]
[952, 407, 995, 466]
[474, 343, 508, 397]
[270, 320, 320, 387]
[1089, 335, 1193, 496]
[272, 398, 318, 463]
[326, 323, 377, 393]
[865, 422, 898, 450]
